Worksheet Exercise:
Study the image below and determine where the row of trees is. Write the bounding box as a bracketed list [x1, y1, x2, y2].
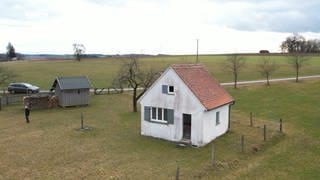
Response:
[226, 54, 279, 89]
[227, 33, 314, 89]
[3, 42, 85, 61]
[281, 33, 320, 53]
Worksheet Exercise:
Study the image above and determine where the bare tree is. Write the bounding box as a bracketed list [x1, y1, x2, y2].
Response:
[113, 57, 161, 112]
[0, 65, 17, 87]
[225, 54, 246, 89]
[257, 56, 277, 86]
[73, 44, 86, 61]
[280, 33, 306, 53]
[288, 53, 308, 82]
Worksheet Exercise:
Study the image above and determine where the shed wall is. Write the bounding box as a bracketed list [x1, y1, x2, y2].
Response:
[56, 86, 89, 107]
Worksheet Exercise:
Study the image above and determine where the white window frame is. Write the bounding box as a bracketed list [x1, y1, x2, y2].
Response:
[151, 107, 168, 123]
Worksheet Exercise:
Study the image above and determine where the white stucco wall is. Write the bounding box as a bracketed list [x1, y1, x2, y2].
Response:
[140, 68, 205, 145]
[202, 105, 230, 146]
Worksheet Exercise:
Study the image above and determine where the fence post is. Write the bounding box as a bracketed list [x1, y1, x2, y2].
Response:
[241, 135, 245, 153]
[81, 112, 84, 129]
[211, 142, 215, 167]
[0, 97, 2, 111]
[279, 118, 283, 133]
[250, 112, 253, 126]
[263, 125, 266, 141]
[176, 161, 180, 180]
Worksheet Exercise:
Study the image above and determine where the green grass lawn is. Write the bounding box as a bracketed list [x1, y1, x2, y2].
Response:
[0, 79, 319, 179]
[1, 54, 319, 89]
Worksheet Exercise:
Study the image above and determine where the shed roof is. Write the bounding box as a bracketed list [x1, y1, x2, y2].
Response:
[171, 64, 234, 110]
[52, 76, 91, 90]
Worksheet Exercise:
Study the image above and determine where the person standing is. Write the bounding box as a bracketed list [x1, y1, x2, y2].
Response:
[24, 105, 30, 123]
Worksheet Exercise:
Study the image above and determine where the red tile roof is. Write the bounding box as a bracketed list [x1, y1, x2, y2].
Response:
[171, 64, 234, 110]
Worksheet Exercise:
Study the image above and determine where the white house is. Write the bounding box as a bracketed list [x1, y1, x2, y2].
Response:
[138, 64, 234, 147]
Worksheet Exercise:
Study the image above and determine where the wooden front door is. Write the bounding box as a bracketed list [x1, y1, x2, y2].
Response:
[183, 114, 191, 139]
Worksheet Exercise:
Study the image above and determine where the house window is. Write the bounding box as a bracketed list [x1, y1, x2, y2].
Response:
[152, 107, 157, 119]
[216, 111, 220, 125]
[162, 85, 175, 95]
[168, 86, 174, 93]
[151, 107, 166, 123]
[158, 108, 163, 120]
[144, 106, 174, 124]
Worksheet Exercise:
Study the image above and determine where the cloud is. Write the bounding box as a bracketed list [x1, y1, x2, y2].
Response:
[0, 0, 56, 26]
[210, 0, 320, 33]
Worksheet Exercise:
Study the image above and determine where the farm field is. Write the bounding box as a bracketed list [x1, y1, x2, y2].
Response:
[1, 54, 320, 89]
[0, 56, 319, 179]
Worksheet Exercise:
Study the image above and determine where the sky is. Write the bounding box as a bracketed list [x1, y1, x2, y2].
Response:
[1, 0, 320, 55]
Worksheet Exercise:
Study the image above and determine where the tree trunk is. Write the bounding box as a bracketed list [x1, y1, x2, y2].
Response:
[234, 73, 238, 89]
[133, 87, 137, 112]
[296, 66, 299, 82]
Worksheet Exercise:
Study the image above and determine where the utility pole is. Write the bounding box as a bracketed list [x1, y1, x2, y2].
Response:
[196, 39, 199, 64]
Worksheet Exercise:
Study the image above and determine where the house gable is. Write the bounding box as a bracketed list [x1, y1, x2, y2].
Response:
[172, 64, 234, 110]
[139, 67, 205, 111]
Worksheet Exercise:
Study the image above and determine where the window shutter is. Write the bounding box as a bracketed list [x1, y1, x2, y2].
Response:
[144, 106, 151, 121]
[167, 109, 174, 124]
[162, 85, 168, 94]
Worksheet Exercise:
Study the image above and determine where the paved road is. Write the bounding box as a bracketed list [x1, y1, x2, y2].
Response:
[7, 75, 318, 94]
[91, 75, 320, 92]
[220, 75, 320, 86]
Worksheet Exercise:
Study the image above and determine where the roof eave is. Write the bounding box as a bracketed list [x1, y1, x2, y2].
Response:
[204, 100, 235, 112]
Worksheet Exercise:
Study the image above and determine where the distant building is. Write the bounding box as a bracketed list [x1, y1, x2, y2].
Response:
[259, 50, 270, 53]
[51, 76, 91, 107]
[139, 64, 234, 147]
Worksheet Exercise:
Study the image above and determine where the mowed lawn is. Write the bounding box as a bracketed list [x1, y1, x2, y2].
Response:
[0, 79, 319, 179]
[0, 56, 319, 179]
[1, 55, 320, 89]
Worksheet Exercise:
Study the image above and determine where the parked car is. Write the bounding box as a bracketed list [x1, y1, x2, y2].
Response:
[8, 83, 40, 94]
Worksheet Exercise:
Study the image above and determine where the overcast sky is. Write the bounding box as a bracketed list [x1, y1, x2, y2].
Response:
[1, 0, 320, 55]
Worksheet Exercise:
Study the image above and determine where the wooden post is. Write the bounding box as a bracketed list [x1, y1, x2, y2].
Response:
[81, 112, 84, 129]
[250, 112, 253, 126]
[107, 88, 110, 94]
[211, 142, 215, 166]
[279, 118, 283, 133]
[263, 125, 266, 141]
[0, 97, 2, 111]
[241, 135, 244, 153]
[176, 161, 180, 180]
[6, 95, 9, 105]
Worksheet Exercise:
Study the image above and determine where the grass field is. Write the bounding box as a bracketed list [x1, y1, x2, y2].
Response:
[1, 55, 319, 89]
[0, 56, 319, 179]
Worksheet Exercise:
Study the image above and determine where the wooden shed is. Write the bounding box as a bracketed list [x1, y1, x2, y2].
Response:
[51, 76, 91, 107]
